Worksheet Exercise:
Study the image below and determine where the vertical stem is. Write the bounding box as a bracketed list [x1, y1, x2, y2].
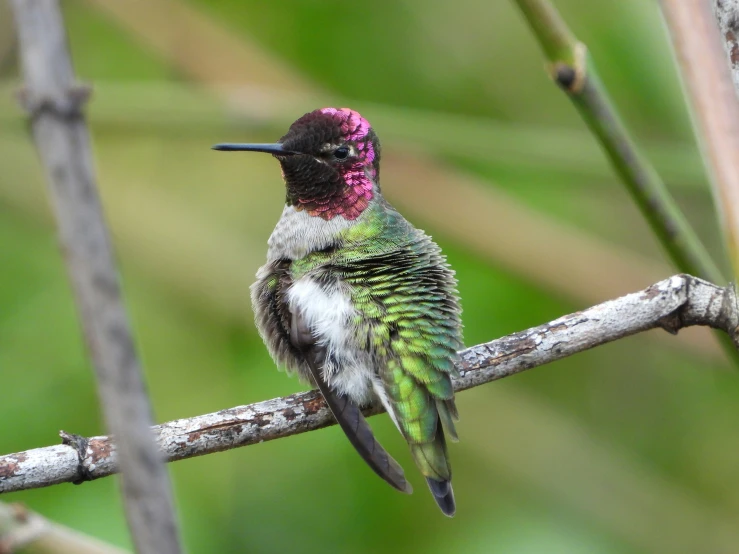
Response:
[9, 1, 182, 553]
[515, 0, 577, 62]
[663, 0, 739, 279]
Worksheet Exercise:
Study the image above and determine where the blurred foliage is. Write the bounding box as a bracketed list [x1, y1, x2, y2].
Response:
[1, 1, 738, 553]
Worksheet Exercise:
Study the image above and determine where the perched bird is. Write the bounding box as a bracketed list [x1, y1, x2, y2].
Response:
[213, 108, 463, 516]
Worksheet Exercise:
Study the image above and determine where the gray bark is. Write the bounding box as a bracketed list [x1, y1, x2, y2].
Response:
[714, 0, 739, 91]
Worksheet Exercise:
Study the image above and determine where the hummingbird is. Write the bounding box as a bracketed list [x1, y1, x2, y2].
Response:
[213, 107, 463, 516]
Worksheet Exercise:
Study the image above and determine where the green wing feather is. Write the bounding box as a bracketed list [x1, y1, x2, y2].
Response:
[337, 203, 463, 515]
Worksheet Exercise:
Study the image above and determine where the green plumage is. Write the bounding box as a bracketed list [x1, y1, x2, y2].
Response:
[288, 200, 463, 483]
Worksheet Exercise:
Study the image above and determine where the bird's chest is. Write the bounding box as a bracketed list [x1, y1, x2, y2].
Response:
[266, 205, 355, 261]
[286, 277, 355, 354]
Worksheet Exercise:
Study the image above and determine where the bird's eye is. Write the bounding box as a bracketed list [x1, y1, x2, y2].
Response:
[334, 145, 350, 160]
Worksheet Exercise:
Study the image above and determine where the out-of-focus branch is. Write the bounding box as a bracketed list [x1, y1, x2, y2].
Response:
[1, 275, 737, 495]
[9, 2, 180, 553]
[0, 502, 129, 554]
[663, 1, 739, 279]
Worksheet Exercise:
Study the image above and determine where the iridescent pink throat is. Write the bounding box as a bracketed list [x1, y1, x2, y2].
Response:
[297, 108, 376, 221]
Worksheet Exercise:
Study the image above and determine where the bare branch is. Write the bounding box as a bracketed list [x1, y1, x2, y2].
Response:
[1, 275, 736, 495]
[0, 502, 130, 554]
[9, 1, 180, 553]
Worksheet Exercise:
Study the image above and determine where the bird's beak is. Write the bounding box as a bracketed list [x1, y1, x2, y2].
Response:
[211, 142, 299, 156]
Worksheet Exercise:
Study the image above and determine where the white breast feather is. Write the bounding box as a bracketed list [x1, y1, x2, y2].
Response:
[287, 278, 374, 404]
[287, 278, 353, 358]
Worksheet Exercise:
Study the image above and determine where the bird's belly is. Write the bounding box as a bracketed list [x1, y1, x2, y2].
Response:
[327, 356, 375, 405]
[287, 276, 375, 405]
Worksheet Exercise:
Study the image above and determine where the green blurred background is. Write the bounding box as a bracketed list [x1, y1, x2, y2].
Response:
[2, 1, 739, 552]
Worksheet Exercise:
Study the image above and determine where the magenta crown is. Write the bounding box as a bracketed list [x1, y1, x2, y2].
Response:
[281, 107, 377, 167]
[318, 107, 372, 141]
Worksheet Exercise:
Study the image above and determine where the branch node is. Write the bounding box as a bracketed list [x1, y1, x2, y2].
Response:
[550, 42, 587, 93]
[59, 430, 94, 485]
[15, 83, 92, 118]
[719, 282, 739, 347]
[656, 309, 683, 335]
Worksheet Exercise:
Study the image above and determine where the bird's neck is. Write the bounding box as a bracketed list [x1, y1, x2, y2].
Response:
[267, 199, 377, 262]
[285, 168, 376, 221]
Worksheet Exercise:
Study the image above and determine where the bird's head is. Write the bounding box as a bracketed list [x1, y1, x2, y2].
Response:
[214, 107, 381, 220]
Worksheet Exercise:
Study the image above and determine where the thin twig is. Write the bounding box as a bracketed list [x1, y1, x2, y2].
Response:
[1, 274, 736, 495]
[0, 502, 130, 554]
[9, 2, 180, 553]
[512, 0, 739, 366]
[663, 1, 739, 278]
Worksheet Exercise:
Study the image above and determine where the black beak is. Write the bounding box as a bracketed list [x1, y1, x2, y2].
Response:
[211, 143, 298, 156]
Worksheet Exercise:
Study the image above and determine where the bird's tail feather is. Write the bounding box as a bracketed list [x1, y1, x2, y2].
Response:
[304, 353, 413, 494]
[437, 399, 459, 442]
[426, 477, 456, 517]
[410, 417, 456, 517]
